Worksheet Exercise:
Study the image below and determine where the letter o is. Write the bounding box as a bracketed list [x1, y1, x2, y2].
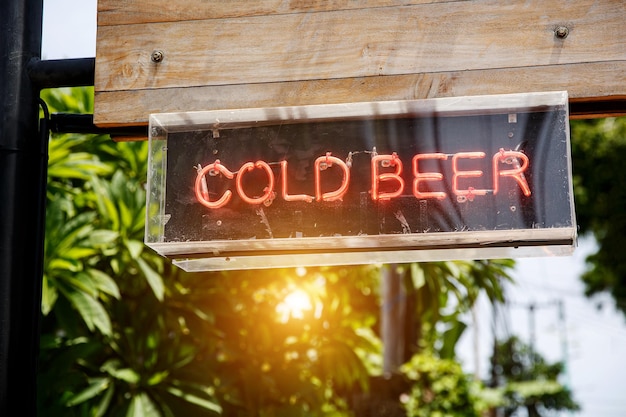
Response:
[235, 161, 275, 205]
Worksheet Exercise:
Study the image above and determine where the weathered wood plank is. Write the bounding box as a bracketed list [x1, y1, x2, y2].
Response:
[95, 0, 626, 127]
[95, 0, 625, 93]
[98, 0, 464, 26]
[94, 60, 626, 128]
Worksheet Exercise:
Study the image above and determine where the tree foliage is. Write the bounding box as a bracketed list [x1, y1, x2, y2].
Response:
[488, 336, 579, 417]
[571, 117, 626, 314]
[401, 353, 481, 417]
[38, 87, 520, 416]
[39, 88, 219, 416]
[402, 260, 511, 359]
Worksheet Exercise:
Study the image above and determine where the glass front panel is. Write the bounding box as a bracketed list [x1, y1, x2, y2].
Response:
[146, 92, 575, 271]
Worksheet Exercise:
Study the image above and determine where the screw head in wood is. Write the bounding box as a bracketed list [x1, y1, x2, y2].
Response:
[554, 26, 569, 39]
[151, 50, 164, 63]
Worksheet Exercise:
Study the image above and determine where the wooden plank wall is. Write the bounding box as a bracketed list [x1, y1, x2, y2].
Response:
[95, 0, 626, 127]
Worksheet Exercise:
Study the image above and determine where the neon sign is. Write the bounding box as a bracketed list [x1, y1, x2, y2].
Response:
[146, 92, 576, 271]
[192, 149, 531, 208]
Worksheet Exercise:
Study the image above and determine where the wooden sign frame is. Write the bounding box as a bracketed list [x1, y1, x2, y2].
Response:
[95, 0, 626, 128]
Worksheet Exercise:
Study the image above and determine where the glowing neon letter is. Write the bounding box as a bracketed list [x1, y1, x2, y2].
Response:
[412, 153, 448, 200]
[371, 153, 405, 200]
[194, 160, 235, 209]
[314, 153, 350, 202]
[280, 161, 314, 203]
[492, 149, 531, 196]
[452, 152, 488, 200]
[235, 161, 275, 205]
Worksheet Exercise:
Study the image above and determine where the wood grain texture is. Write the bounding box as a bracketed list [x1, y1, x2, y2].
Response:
[95, 0, 624, 91]
[98, 0, 463, 25]
[95, 61, 626, 128]
[95, 0, 626, 126]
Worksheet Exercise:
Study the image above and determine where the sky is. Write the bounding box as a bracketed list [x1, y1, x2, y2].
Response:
[459, 237, 626, 417]
[42, 1, 626, 416]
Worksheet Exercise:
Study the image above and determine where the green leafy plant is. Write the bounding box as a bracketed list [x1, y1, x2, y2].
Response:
[401, 353, 482, 417]
[571, 117, 626, 315]
[487, 336, 579, 417]
[39, 86, 532, 417]
[39, 87, 222, 416]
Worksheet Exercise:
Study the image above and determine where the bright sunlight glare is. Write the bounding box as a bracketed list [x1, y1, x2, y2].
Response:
[276, 289, 313, 323]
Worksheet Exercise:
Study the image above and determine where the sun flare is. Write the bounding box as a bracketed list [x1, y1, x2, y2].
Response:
[276, 289, 313, 323]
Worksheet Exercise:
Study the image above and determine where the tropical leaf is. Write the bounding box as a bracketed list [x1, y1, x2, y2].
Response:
[126, 392, 160, 417]
[65, 377, 110, 407]
[96, 384, 115, 417]
[137, 257, 165, 301]
[66, 272, 99, 298]
[61, 287, 112, 336]
[88, 229, 120, 246]
[107, 368, 140, 385]
[125, 239, 144, 259]
[166, 385, 222, 414]
[41, 274, 58, 315]
[48, 257, 82, 272]
[47, 149, 112, 180]
[88, 268, 121, 299]
[439, 320, 467, 360]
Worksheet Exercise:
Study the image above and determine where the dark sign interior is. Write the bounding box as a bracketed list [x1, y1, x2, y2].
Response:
[162, 108, 572, 245]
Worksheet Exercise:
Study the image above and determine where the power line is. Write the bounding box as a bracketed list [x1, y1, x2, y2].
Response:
[506, 299, 571, 387]
[509, 280, 585, 299]
[566, 309, 626, 338]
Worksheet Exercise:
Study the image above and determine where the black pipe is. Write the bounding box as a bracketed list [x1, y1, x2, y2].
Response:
[28, 57, 95, 89]
[50, 113, 148, 138]
[569, 99, 626, 118]
[0, 0, 45, 415]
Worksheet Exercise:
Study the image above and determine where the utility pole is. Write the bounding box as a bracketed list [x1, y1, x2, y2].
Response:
[557, 300, 570, 388]
[489, 301, 500, 417]
[381, 264, 406, 375]
[513, 300, 569, 373]
[0, 0, 45, 415]
[528, 302, 536, 362]
[471, 303, 480, 380]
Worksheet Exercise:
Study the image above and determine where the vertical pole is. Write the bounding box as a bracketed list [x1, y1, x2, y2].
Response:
[0, 0, 45, 415]
[528, 302, 536, 363]
[381, 265, 405, 376]
[557, 300, 570, 388]
[489, 302, 498, 417]
[471, 303, 480, 380]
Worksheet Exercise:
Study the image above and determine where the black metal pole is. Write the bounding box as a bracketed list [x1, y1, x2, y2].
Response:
[0, 0, 45, 415]
[28, 57, 95, 89]
[49, 113, 149, 138]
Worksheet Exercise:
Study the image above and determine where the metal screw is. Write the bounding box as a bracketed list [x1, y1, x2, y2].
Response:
[554, 26, 569, 39]
[151, 50, 164, 63]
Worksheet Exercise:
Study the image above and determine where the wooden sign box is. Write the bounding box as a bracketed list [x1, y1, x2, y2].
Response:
[95, 0, 626, 128]
[145, 92, 576, 271]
